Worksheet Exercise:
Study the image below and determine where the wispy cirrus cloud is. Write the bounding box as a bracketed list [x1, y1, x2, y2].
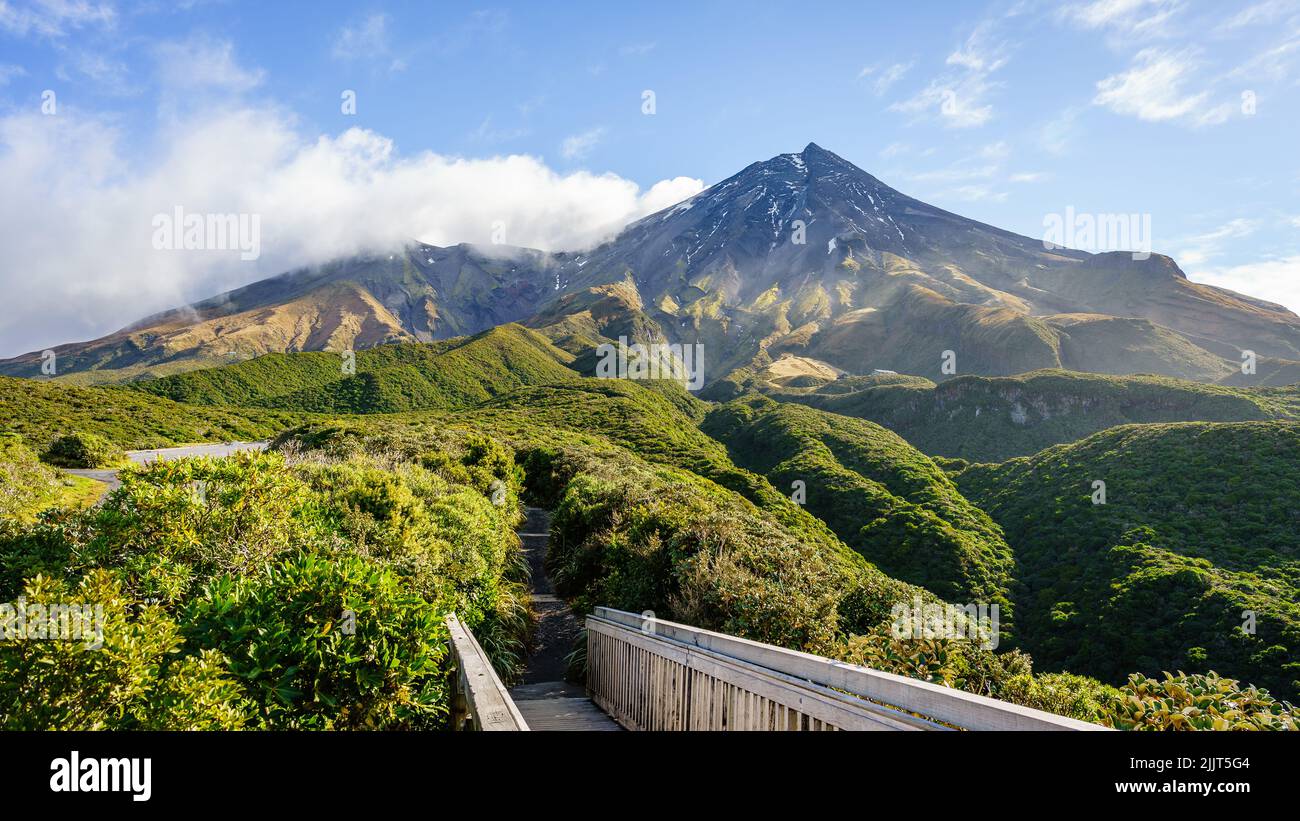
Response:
[560, 127, 606, 160]
[332, 13, 389, 59]
[619, 41, 656, 56]
[897, 140, 1032, 203]
[889, 21, 1012, 128]
[1060, 0, 1183, 40]
[469, 115, 531, 145]
[332, 12, 409, 72]
[1223, 0, 1299, 29]
[153, 35, 264, 93]
[1093, 48, 1233, 126]
[857, 61, 912, 96]
[1171, 218, 1259, 264]
[1037, 106, 1082, 155]
[0, 0, 115, 38]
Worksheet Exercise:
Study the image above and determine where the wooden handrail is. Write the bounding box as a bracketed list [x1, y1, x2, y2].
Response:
[445, 614, 529, 731]
[588, 607, 1108, 731]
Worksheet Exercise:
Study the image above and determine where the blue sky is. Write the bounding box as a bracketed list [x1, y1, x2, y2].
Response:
[0, 0, 1298, 355]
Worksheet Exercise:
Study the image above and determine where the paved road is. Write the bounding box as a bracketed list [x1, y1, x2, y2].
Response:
[124, 441, 270, 465]
[61, 441, 269, 497]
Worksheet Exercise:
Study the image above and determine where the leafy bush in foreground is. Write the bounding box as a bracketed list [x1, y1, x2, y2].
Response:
[1103, 671, 1299, 731]
[838, 626, 1119, 723]
[0, 571, 249, 730]
[0, 436, 530, 729]
[85, 453, 327, 600]
[184, 551, 448, 729]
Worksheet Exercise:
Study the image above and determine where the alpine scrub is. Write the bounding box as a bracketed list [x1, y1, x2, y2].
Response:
[0, 441, 530, 730]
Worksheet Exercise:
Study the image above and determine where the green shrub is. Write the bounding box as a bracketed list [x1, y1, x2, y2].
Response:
[84, 452, 328, 599]
[998, 672, 1119, 723]
[182, 550, 448, 729]
[1102, 671, 1299, 730]
[0, 375, 305, 455]
[289, 437, 529, 680]
[702, 400, 1015, 614]
[840, 630, 959, 685]
[1, 432, 534, 728]
[0, 571, 249, 730]
[42, 432, 123, 469]
[542, 445, 917, 655]
[0, 434, 61, 519]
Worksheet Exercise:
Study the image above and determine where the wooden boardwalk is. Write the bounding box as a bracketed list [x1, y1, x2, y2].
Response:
[509, 682, 621, 731]
[508, 507, 621, 731]
[450, 509, 1100, 732]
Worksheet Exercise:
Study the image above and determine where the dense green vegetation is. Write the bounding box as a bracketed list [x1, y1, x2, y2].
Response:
[275, 409, 1128, 724]
[957, 422, 1300, 701]
[702, 397, 1015, 616]
[766, 369, 1300, 462]
[0, 375, 307, 453]
[0, 437, 529, 729]
[132, 324, 579, 414]
[1106, 671, 1298, 730]
[3, 326, 1297, 729]
[0, 434, 102, 521]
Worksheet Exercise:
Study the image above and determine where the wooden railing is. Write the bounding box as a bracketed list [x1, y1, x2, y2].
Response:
[586, 607, 1108, 731]
[445, 614, 529, 731]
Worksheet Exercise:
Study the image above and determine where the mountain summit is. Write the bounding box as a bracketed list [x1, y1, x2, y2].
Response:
[5, 143, 1299, 385]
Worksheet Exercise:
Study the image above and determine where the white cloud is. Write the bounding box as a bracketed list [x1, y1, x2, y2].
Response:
[0, 0, 115, 37]
[154, 36, 263, 93]
[560, 127, 606, 160]
[1061, 0, 1182, 38]
[1171, 218, 1258, 264]
[1093, 48, 1230, 125]
[638, 177, 707, 213]
[55, 48, 131, 93]
[332, 12, 405, 70]
[937, 184, 1008, 203]
[909, 164, 998, 184]
[890, 22, 1009, 128]
[903, 140, 1032, 201]
[619, 42, 656, 56]
[0, 109, 703, 356]
[1038, 106, 1082, 155]
[946, 23, 1009, 72]
[0, 63, 25, 84]
[858, 61, 912, 95]
[890, 78, 996, 128]
[1190, 255, 1300, 314]
[469, 116, 530, 144]
[1224, 0, 1300, 29]
[1229, 37, 1300, 84]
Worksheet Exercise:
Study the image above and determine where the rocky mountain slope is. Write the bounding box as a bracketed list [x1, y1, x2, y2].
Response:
[0, 244, 557, 382]
[6, 143, 1300, 387]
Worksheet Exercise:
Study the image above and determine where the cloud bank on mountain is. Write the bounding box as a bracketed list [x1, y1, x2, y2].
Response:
[0, 107, 702, 357]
